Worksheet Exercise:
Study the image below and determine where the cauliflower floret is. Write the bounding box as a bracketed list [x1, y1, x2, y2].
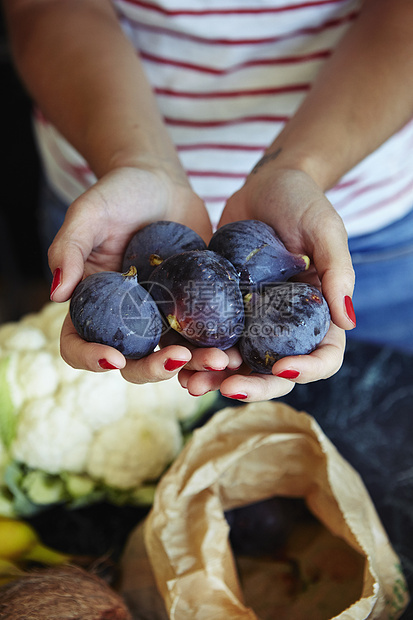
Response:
[0, 323, 46, 352]
[6, 350, 59, 410]
[125, 375, 210, 422]
[48, 351, 83, 384]
[11, 397, 92, 474]
[0, 300, 217, 514]
[20, 301, 68, 341]
[86, 413, 183, 489]
[38, 301, 70, 341]
[56, 370, 128, 431]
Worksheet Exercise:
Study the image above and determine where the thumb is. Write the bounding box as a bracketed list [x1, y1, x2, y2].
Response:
[312, 219, 356, 331]
[48, 203, 95, 302]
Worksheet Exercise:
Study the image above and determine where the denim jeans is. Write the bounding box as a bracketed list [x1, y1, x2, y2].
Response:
[347, 207, 413, 353]
[38, 182, 413, 354]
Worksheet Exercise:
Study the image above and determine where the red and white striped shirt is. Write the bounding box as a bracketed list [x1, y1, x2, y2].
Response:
[34, 0, 413, 236]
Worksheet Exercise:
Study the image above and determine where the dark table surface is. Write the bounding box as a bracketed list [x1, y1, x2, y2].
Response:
[29, 338, 413, 619]
[279, 338, 413, 619]
[281, 341, 413, 574]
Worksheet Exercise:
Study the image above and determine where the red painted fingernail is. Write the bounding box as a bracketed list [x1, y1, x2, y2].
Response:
[50, 268, 61, 299]
[98, 359, 119, 370]
[344, 295, 356, 326]
[223, 393, 248, 400]
[164, 359, 187, 371]
[188, 389, 211, 397]
[276, 369, 300, 379]
[204, 366, 225, 371]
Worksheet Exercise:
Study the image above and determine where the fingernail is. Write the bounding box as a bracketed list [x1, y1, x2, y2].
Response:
[276, 369, 300, 379]
[223, 393, 248, 400]
[344, 295, 356, 326]
[164, 359, 187, 371]
[188, 389, 211, 397]
[204, 366, 226, 372]
[230, 363, 242, 371]
[98, 359, 119, 370]
[50, 268, 62, 299]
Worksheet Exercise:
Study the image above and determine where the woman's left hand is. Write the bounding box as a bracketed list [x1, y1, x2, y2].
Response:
[178, 167, 356, 402]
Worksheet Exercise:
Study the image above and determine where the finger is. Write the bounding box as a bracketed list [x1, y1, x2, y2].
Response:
[161, 332, 243, 373]
[179, 367, 235, 395]
[61, 312, 192, 380]
[48, 198, 99, 301]
[308, 213, 356, 331]
[225, 346, 244, 370]
[216, 322, 345, 401]
[219, 372, 296, 402]
[178, 368, 192, 389]
[183, 347, 230, 372]
[178, 344, 244, 394]
[120, 345, 192, 384]
[60, 313, 126, 371]
[271, 323, 346, 383]
[160, 332, 232, 372]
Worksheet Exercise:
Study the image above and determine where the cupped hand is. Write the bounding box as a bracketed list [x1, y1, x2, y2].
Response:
[49, 165, 218, 379]
[178, 167, 356, 402]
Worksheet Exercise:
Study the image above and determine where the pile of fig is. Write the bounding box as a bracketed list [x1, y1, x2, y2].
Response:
[70, 220, 331, 373]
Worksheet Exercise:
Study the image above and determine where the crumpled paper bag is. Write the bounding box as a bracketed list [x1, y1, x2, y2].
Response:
[126, 401, 409, 619]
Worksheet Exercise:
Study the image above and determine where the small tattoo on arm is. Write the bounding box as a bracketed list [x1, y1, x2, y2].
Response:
[251, 148, 282, 174]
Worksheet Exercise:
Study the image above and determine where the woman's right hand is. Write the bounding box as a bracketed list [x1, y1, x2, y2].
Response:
[48, 165, 239, 383]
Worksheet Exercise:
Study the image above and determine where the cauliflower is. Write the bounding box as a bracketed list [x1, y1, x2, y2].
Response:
[6, 350, 60, 409]
[0, 323, 47, 352]
[56, 371, 128, 432]
[12, 397, 93, 474]
[87, 414, 183, 489]
[0, 302, 217, 517]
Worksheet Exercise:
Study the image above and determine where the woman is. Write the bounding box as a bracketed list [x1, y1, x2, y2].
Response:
[3, 0, 413, 401]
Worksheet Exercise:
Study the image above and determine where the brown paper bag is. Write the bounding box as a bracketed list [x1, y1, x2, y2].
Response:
[129, 401, 409, 619]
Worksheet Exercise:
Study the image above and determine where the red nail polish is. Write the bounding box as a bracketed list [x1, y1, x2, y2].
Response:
[164, 359, 187, 371]
[224, 393, 248, 400]
[98, 359, 119, 370]
[344, 295, 356, 326]
[50, 268, 61, 299]
[204, 366, 225, 372]
[188, 390, 211, 397]
[276, 369, 300, 379]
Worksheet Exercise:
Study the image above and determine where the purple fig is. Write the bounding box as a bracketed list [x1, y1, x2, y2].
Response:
[208, 220, 309, 291]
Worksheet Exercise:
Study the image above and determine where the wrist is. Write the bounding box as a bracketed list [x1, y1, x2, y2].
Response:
[248, 144, 341, 192]
[82, 120, 188, 185]
[105, 149, 190, 188]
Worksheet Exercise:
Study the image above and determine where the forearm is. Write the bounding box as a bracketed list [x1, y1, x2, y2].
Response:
[3, 0, 185, 181]
[262, 0, 413, 190]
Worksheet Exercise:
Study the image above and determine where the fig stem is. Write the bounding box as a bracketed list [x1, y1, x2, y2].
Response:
[149, 253, 163, 267]
[123, 265, 138, 278]
[167, 314, 183, 333]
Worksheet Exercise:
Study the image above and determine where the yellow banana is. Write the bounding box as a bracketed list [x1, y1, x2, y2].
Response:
[0, 517, 70, 565]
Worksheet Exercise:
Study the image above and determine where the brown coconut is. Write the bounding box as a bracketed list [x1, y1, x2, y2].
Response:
[0, 564, 132, 619]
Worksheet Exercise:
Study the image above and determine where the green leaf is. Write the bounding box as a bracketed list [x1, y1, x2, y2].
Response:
[3, 463, 43, 517]
[0, 487, 17, 518]
[22, 470, 66, 505]
[62, 473, 96, 499]
[130, 484, 157, 506]
[0, 357, 17, 448]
